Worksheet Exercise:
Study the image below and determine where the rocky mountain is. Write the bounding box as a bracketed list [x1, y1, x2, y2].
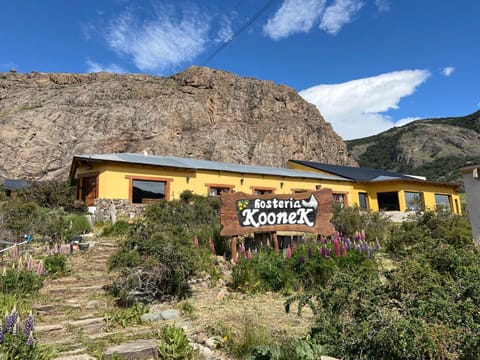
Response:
[347, 110, 480, 183]
[0, 66, 354, 181]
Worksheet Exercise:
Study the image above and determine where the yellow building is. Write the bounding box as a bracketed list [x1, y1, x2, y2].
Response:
[69, 153, 349, 207]
[288, 160, 461, 214]
[68, 153, 461, 215]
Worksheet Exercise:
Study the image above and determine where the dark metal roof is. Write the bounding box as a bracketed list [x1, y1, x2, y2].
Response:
[289, 160, 418, 182]
[72, 153, 349, 181]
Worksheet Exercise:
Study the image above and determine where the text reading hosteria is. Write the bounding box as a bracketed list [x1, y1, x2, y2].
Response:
[236, 195, 318, 228]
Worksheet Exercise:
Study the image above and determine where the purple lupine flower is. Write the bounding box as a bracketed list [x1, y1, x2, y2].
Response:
[26, 331, 34, 346]
[341, 244, 347, 257]
[36, 260, 44, 276]
[298, 256, 305, 266]
[286, 245, 292, 259]
[11, 244, 18, 259]
[209, 238, 215, 254]
[346, 237, 352, 250]
[357, 245, 362, 255]
[333, 238, 340, 257]
[368, 248, 374, 259]
[308, 247, 313, 258]
[355, 231, 361, 242]
[0, 325, 3, 344]
[24, 313, 34, 335]
[26, 256, 34, 271]
[15, 317, 21, 335]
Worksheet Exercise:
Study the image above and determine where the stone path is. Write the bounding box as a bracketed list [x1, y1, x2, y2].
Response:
[32, 237, 160, 359]
[32, 236, 227, 359]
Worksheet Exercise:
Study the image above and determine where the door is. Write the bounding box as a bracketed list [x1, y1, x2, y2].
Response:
[81, 176, 97, 206]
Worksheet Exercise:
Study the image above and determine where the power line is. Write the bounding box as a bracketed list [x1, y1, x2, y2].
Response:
[200, 0, 278, 66]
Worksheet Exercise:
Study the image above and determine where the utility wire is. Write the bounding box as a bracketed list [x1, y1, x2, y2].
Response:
[201, 0, 278, 66]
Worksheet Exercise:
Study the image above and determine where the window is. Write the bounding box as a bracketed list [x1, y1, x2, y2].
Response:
[377, 192, 400, 211]
[404, 191, 424, 211]
[207, 184, 234, 196]
[435, 194, 452, 212]
[358, 192, 368, 210]
[132, 180, 166, 204]
[332, 192, 347, 207]
[251, 187, 275, 195]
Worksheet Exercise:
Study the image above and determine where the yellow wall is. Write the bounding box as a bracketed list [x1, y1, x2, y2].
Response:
[288, 161, 461, 214]
[74, 161, 351, 200]
[73, 160, 461, 214]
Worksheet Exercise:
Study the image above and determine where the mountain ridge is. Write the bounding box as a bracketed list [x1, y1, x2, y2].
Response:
[347, 110, 480, 183]
[0, 66, 355, 181]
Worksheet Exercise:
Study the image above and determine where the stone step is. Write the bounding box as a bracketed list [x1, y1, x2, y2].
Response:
[103, 339, 158, 360]
[42, 284, 106, 296]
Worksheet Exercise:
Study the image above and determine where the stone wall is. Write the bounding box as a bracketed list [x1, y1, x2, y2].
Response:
[93, 198, 145, 223]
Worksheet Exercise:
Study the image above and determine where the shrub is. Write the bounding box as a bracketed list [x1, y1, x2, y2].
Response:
[43, 253, 68, 277]
[15, 180, 85, 213]
[232, 249, 294, 293]
[64, 213, 91, 239]
[0, 269, 44, 296]
[157, 324, 196, 360]
[101, 220, 131, 237]
[104, 303, 149, 330]
[287, 212, 480, 360]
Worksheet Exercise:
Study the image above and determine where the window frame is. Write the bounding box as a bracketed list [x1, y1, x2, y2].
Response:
[206, 183, 235, 197]
[434, 193, 452, 212]
[358, 192, 368, 210]
[250, 186, 276, 195]
[125, 175, 172, 203]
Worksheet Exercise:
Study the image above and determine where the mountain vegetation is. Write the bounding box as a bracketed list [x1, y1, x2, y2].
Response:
[347, 110, 480, 184]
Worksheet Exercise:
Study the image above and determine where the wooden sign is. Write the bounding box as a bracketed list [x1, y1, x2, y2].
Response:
[220, 189, 335, 236]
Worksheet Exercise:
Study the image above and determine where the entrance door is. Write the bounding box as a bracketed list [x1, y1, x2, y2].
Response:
[81, 176, 97, 206]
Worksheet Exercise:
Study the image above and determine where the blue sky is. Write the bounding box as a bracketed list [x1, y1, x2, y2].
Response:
[1, 0, 479, 140]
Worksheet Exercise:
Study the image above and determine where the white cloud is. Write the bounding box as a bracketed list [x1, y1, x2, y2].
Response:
[320, 0, 364, 35]
[442, 66, 455, 77]
[374, 0, 390, 12]
[299, 70, 430, 140]
[394, 117, 421, 127]
[263, 0, 327, 40]
[215, 13, 237, 43]
[86, 59, 126, 73]
[106, 5, 210, 72]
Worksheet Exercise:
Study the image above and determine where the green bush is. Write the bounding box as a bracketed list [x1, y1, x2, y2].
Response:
[232, 249, 294, 293]
[104, 303, 149, 330]
[287, 212, 480, 360]
[101, 220, 131, 237]
[157, 324, 196, 360]
[106, 193, 224, 304]
[0, 269, 44, 296]
[64, 213, 91, 238]
[43, 253, 68, 277]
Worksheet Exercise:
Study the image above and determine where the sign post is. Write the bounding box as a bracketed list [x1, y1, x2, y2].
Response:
[220, 189, 335, 261]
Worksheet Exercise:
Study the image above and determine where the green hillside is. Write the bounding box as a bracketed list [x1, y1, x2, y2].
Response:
[346, 110, 480, 184]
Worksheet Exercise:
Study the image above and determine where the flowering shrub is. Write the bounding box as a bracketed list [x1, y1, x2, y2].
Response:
[286, 212, 480, 360]
[0, 308, 50, 359]
[232, 232, 379, 293]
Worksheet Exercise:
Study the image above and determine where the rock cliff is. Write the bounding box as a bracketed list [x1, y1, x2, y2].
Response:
[0, 66, 355, 180]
